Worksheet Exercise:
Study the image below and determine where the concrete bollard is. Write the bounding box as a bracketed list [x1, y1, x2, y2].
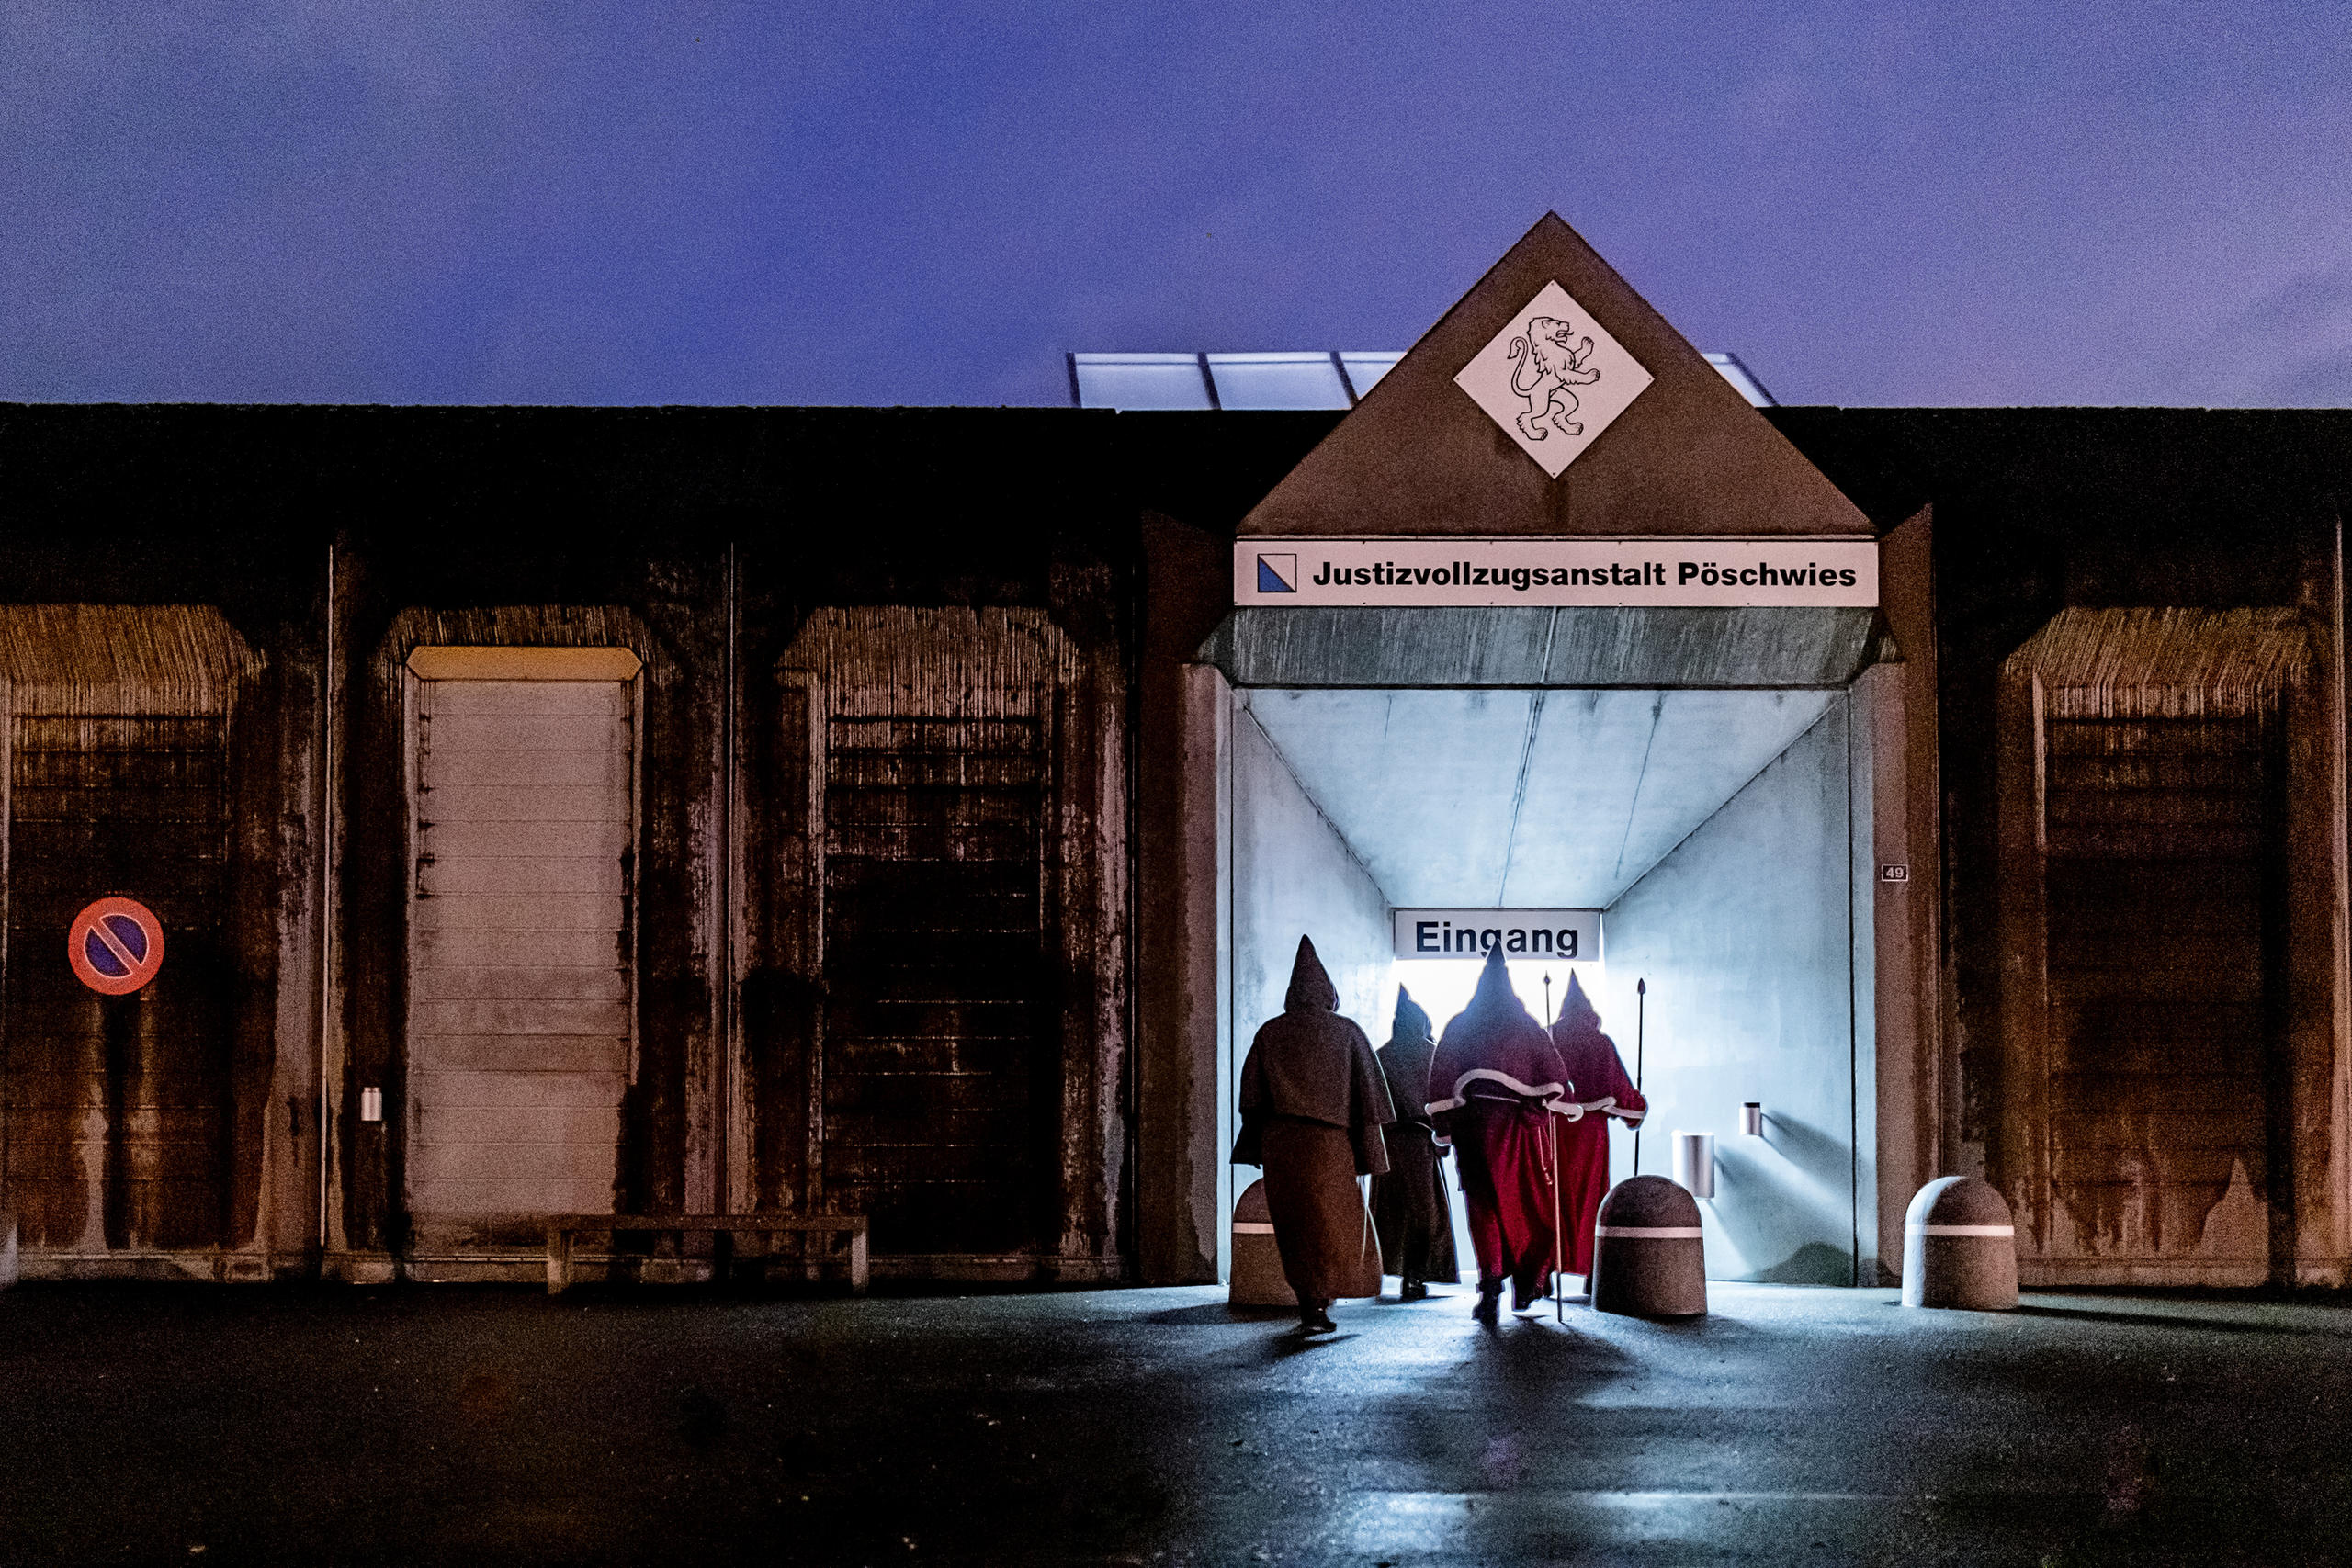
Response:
[1228, 1179, 1296, 1308]
[0, 1209, 17, 1290]
[1590, 1175, 1707, 1319]
[1902, 1176, 2018, 1311]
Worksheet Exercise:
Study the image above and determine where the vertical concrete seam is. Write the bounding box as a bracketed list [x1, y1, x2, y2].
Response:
[316, 541, 334, 1265]
[0, 678, 11, 1213]
[1611, 694, 1667, 883]
[2324, 514, 2342, 1259]
[1847, 690, 1861, 1287]
[1222, 688, 1238, 1281]
[719, 542, 739, 1214]
[1494, 609, 1562, 902]
[1495, 689, 1550, 905]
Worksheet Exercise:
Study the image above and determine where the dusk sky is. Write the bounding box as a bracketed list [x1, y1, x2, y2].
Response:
[6, 3, 2347, 408]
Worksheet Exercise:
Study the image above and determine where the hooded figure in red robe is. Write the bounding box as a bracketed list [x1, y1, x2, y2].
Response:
[1548, 972, 1646, 1283]
[1428, 944, 1582, 1323]
[1233, 935, 1396, 1334]
[1370, 986, 1458, 1299]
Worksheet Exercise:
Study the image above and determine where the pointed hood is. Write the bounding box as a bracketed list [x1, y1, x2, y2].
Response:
[1548, 970, 1644, 1121]
[1464, 944, 1530, 1023]
[1391, 986, 1432, 1046]
[1428, 944, 1577, 1117]
[1556, 971, 1600, 1035]
[1375, 984, 1439, 1128]
[1283, 934, 1339, 1013]
[1235, 934, 1396, 1177]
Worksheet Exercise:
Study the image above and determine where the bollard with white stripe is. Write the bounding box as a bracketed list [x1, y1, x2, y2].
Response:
[1901, 1176, 2018, 1311]
[1589, 1174, 1707, 1319]
[1228, 1179, 1296, 1309]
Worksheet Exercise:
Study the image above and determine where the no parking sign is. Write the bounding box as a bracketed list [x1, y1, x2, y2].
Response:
[67, 897, 165, 997]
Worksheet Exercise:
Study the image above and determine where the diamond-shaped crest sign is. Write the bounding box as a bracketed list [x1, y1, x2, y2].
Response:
[1453, 280, 1653, 478]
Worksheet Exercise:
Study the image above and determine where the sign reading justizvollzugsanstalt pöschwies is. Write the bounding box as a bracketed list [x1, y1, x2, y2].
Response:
[1236, 537, 1877, 607]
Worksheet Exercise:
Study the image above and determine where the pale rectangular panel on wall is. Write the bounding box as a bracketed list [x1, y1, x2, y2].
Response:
[407, 674, 634, 1226]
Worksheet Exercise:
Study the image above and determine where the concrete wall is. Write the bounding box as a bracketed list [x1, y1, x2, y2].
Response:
[1227, 696, 1394, 1225]
[1602, 698, 1876, 1284]
[1135, 518, 1243, 1286]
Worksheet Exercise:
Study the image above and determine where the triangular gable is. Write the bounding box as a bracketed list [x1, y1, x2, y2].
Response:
[1241, 213, 1869, 540]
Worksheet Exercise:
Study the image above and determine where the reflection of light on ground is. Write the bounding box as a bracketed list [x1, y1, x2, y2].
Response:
[1395, 957, 1603, 1032]
[1339, 1490, 1887, 1557]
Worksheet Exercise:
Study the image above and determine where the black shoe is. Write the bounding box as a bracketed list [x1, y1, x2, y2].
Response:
[1300, 1309, 1338, 1335]
[1511, 1275, 1544, 1314]
[1472, 1286, 1501, 1325]
[1399, 1280, 1428, 1303]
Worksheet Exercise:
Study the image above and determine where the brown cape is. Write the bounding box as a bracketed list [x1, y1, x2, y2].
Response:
[1371, 986, 1459, 1283]
[1232, 935, 1396, 1176]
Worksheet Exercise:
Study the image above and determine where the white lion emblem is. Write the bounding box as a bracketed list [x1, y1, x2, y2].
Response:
[1507, 315, 1600, 440]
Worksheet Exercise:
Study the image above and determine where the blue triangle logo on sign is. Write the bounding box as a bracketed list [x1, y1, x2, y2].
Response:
[1257, 554, 1297, 593]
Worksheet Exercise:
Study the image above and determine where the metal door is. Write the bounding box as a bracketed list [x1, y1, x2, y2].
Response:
[405, 675, 636, 1240]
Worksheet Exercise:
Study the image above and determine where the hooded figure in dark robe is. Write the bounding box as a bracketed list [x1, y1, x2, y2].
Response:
[1548, 972, 1646, 1283]
[1429, 944, 1581, 1322]
[1233, 935, 1396, 1334]
[1369, 987, 1459, 1299]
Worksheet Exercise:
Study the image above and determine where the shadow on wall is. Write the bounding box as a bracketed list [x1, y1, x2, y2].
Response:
[1748, 1242, 1854, 1285]
[1710, 1111, 1854, 1284]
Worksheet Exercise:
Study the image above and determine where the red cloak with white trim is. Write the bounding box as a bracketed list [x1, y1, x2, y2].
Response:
[1549, 972, 1646, 1276]
[1429, 947, 1580, 1290]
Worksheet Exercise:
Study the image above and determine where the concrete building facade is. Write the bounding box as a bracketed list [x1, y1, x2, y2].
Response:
[2, 216, 2347, 1290]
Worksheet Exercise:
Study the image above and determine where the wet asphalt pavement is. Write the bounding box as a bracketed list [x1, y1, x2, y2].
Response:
[2, 1280, 2349, 1566]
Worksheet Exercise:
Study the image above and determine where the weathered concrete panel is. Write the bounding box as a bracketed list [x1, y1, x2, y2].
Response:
[1242, 685, 1836, 908]
[1227, 695, 1393, 1114]
[752, 605, 1128, 1277]
[1988, 604, 2340, 1287]
[1604, 702, 1869, 1284]
[0, 605, 288, 1275]
[1200, 606, 1882, 689]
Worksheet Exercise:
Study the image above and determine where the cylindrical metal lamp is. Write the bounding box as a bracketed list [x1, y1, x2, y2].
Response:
[1741, 1101, 1763, 1137]
[1672, 1131, 1715, 1200]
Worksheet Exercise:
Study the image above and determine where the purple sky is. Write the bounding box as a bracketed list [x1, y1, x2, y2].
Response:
[6, 3, 2348, 408]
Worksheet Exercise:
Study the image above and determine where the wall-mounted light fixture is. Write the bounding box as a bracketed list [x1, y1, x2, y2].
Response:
[359, 1087, 383, 1123]
[1741, 1102, 1764, 1137]
[1673, 1131, 1715, 1200]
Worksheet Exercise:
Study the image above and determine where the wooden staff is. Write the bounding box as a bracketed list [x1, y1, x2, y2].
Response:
[1631, 977, 1647, 1171]
[1551, 1105, 1564, 1323]
[1543, 969, 1559, 1319]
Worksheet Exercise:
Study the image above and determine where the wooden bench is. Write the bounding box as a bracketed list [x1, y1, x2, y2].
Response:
[545, 1214, 868, 1297]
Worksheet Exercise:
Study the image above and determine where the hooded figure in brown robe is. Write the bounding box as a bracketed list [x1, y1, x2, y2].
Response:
[1370, 986, 1459, 1299]
[1233, 935, 1395, 1334]
[1429, 944, 1580, 1323]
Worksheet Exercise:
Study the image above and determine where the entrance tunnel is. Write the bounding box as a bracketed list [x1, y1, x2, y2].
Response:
[1224, 683, 1876, 1286]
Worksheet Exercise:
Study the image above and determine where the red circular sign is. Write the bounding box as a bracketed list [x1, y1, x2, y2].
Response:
[67, 897, 166, 996]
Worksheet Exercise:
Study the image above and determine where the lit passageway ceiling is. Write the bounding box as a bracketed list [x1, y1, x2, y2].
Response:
[1244, 686, 1835, 908]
